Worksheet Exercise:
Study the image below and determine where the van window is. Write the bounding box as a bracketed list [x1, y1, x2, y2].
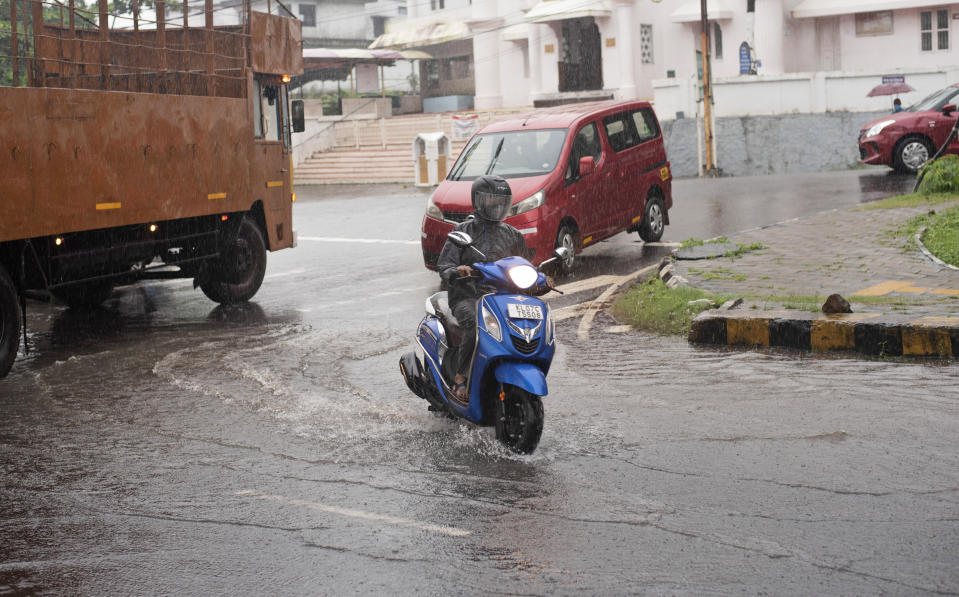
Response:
[447, 129, 567, 181]
[603, 108, 660, 153]
[632, 108, 660, 143]
[602, 113, 635, 152]
[566, 123, 602, 181]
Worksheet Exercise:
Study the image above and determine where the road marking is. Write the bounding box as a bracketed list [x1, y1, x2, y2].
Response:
[577, 264, 658, 342]
[555, 274, 625, 295]
[298, 236, 419, 245]
[642, 241, 682, 248]
[265, 268, 306, 279]
[852, 281, 959, 296]
[236, 490, 470, 537]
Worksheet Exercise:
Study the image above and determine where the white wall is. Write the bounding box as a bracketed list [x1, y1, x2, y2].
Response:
[837, 8, 959, 72]
[499, 40, 531, 108]
[653, 66, 959, 120]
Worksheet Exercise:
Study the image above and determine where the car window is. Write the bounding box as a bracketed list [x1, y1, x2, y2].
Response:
[566, 122, 602, 181]
[909, 86, 959, 112]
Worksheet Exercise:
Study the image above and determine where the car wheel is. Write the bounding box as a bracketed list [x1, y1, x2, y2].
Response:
[895, 136, 933, 174]
[638, 196, 665, 243]
[554, 225, 576, 275]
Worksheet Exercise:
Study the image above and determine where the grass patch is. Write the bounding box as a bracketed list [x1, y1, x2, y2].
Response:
[612, 278, 730, 336]
[724, 242, 765, 258]
[860, 192, 959, 210]
[688, 267, 747, 281]
[679, 236, 730, 249]
[897, 204, 959, 264]
[921, 205, 959, 267]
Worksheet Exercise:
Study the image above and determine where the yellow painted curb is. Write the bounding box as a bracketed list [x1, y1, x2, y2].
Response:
[811, 319, 855, 352]
[727, 318, 769, 346]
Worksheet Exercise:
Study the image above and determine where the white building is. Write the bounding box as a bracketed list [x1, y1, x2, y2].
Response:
[372, 0, 959, 114]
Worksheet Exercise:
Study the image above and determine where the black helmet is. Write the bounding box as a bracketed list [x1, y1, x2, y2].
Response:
[471, 175, 513, 222]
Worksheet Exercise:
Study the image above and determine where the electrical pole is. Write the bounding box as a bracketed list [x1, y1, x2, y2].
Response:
[700, 0, 715, 174]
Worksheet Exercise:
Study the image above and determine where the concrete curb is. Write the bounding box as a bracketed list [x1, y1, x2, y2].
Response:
[916, 226, 959, 272]
[689, 310, 959, 358]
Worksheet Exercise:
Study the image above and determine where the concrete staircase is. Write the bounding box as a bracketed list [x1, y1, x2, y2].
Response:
[294, 109, 528, 185]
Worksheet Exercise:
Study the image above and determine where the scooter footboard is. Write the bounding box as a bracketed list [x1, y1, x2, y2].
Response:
[493, 362, 548, 397]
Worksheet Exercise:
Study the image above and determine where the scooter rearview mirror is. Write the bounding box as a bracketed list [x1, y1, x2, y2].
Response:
[447, 231, 473, 247]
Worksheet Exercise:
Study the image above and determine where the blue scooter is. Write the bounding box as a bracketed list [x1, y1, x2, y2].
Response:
[399, 232, 566, 454]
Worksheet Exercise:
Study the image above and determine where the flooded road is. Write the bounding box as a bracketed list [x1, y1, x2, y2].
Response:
[2, 171, 956, 594]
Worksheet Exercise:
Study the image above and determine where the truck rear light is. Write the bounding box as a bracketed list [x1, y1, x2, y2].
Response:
[55, 237, 63, 246]
[292, 193, 296, 203]
[221, 215, 229, 221]
[149, 224, 157, 232]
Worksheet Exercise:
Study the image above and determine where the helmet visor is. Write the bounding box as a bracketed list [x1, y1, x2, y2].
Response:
[474, 191, 512, 222]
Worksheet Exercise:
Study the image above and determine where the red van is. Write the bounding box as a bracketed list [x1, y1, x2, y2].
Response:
[421, 100, 673, 273]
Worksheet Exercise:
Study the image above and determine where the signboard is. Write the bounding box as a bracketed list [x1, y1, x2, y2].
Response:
[451, 113, 479, 140]
[356, 64, 379, 94]
[739, 42, 752, 75]
[882, 75, 905, 84]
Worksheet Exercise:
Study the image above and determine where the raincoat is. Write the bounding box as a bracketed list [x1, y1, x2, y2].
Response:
[437, 217, 529, 378]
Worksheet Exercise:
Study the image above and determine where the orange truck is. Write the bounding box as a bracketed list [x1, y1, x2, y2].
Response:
[0, 0, 305, 376]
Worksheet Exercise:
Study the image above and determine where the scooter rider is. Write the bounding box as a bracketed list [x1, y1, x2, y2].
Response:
[437, 175, 531, 401]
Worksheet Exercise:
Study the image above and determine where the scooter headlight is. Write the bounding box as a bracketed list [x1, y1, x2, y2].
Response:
[481, 303, 502, 342]
[507, 264, 538, 289]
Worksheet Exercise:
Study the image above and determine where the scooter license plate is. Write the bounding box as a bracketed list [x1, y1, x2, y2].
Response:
[507, 303, 543, 320]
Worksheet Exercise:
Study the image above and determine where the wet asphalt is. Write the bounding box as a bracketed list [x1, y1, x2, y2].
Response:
[1, 169, 957, 595]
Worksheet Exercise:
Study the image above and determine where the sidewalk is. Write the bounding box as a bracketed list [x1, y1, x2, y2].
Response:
[675, 200, 959, 358]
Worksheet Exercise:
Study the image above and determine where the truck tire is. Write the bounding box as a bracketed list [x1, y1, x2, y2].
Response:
[0, 266, 22, 378]
[52, 281, 114, 309]
[200, 216, 267, 304]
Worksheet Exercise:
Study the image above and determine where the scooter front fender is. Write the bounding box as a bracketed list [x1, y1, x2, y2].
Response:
[493, 361, 548, 397]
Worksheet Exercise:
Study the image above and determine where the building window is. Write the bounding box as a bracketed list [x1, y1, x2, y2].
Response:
[713, 22, 723, 59]
[299, 3, 315, 27]
[746, 0, 755, 12]
[640, 24, 653, 64]
[430, 0, 445, 10]
[921, 9, 949, 51]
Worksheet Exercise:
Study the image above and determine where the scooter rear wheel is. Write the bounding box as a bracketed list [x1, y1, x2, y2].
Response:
[495, 387, 544, 454]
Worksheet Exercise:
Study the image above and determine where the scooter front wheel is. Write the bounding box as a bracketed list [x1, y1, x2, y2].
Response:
[495, 387, 544, 454]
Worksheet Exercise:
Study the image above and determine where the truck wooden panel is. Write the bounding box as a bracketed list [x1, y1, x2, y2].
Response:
[250, 12, 303, 76]
[0, 85, 293, 248]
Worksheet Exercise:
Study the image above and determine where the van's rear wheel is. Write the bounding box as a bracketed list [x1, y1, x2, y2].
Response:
[200, 216, 267, 304]
[555, 225, 576, 275]
[638, 196, 665, 243]
[0, 266, 22, 378]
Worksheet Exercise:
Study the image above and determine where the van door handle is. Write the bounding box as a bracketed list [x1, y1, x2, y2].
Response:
[281, 168, 288, 173]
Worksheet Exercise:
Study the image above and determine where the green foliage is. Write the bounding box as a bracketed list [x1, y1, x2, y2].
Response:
[612, 277, 730, 337]
[921, 204, 959, 267]
[860, 191, 959, 210]
[918, 155, 959, 195]
[723, 242, 765, 258]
